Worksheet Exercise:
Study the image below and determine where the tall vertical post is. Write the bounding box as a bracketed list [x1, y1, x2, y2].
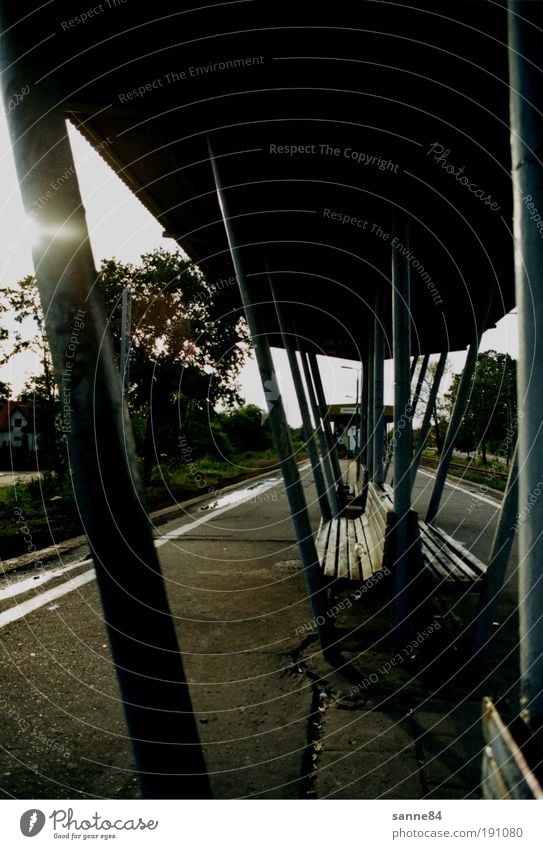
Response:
[354, 371, 360, 458]
[411, 352, 429, 421]
[269, 278, 332, 523]
[299, 346, 342, 517]
[410, 351, 447, 493]
[472, 444, 519, 656]
[307, 350, 344, 489]
[425, 342, 479, 524]
[0, 34, 210, 797]
[208, 141, 336, 658]
[120, 287, 132, 396]
[358, 354, 369, 484]
[367, 324, 375, 481]
[373, 290, 385, 484]
[392, 218, 413, 637]
[508, 0, 543, 726]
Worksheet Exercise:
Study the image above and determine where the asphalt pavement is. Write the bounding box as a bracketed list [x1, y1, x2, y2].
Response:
[0, 461, 520, 799]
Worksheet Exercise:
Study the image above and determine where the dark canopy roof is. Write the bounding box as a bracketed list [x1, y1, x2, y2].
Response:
[3, 0, 514, 358]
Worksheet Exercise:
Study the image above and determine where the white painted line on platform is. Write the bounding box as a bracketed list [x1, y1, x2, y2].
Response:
[156, 475, 283, 544]
[0, 469, 296, 629]
[418, 468, 502, 509]
[0, 560, 92, 602]
[0, 570, 95, 629]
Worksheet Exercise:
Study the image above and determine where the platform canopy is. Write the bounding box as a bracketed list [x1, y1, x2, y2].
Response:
[3, 0, 514, 358]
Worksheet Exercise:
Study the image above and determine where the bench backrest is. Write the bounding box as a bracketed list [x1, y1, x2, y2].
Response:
[365, 482, 394, 570]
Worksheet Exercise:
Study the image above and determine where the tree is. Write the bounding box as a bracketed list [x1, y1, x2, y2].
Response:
[417, 357, 452, 453]
[446, 350, 517, 465]
[98, 250, 249, 482]
[218, 404, 273, 455]
[0, 381, 10, 404]
[0, 275, 61, 475]
[0, 250, 250, 483]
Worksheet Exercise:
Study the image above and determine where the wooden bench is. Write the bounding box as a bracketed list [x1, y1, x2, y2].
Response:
[316, 516, 370, 581]
[315, 481, 394, 581]
[316, 478, 487, 589]
[482, 697, 543, 799]
[419, 521, 487, 587]
[364, 481, 394, 572]
[374, 480, 487, 588]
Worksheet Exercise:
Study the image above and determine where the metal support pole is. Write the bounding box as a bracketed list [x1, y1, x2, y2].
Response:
[411, 352, 429, 421]
[426, 342, 479, 524]
[410, 351, 448, 493]
[120, 287, 132, 396]
[307, 350, 344, 489]
[358, 355, 369, 484]
[508, 0, 543, 726]
[472, 444, 519, 656]
[392, 218, 413, 637]
[354, 371, 360, 459]
[373, 291, 385, 484]
[367, 324, 375, 482]
[410, 356, 419, 382]
[299, 347, 342, 517]
[0, 43, 210, 797]
[269, 279, 332, 523]
[208, 141, 336, 658]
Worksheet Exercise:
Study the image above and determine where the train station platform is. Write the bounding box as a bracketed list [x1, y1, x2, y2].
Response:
[0, 462, 518, 799]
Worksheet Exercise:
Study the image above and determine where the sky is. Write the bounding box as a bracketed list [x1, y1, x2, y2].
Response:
[0, 106, 519, 426]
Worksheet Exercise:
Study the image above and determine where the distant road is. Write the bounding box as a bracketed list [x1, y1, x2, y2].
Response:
[0, 470, 42, 486]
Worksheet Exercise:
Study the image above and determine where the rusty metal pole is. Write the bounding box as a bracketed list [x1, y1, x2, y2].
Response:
[0, 40, 210, 797]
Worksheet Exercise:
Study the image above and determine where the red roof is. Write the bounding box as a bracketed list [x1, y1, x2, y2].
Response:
[0, 402, 33, 432]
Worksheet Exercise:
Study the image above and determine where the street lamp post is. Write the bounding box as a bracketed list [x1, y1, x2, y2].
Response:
[341, 365, 362, 459]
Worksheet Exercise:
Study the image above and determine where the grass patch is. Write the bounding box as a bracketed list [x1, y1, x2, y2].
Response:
[421, 451, 509, 493]
[144, 450, 280, 511]
[0, 450, 283, 561]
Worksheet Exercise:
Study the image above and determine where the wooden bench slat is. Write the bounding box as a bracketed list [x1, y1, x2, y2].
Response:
[420, 522, 484, 582]
[353, 517, 372, 579]
[367, 491, 389, 522]
[337, 518, 350, 580]
[324, 519, 339, 577]
[423, 522, 486, 579]
[347, 519, 361, 581]
[419, 523, 469, 582]
[315, 518, 329, 566]
[358, 518, 376, 580]
[365, 483, 391, 574]
[428, 521, 485, 563]
[363, 517, 381, 576]
[418, 531, 456, 583]
[423, 533, 477, 583]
